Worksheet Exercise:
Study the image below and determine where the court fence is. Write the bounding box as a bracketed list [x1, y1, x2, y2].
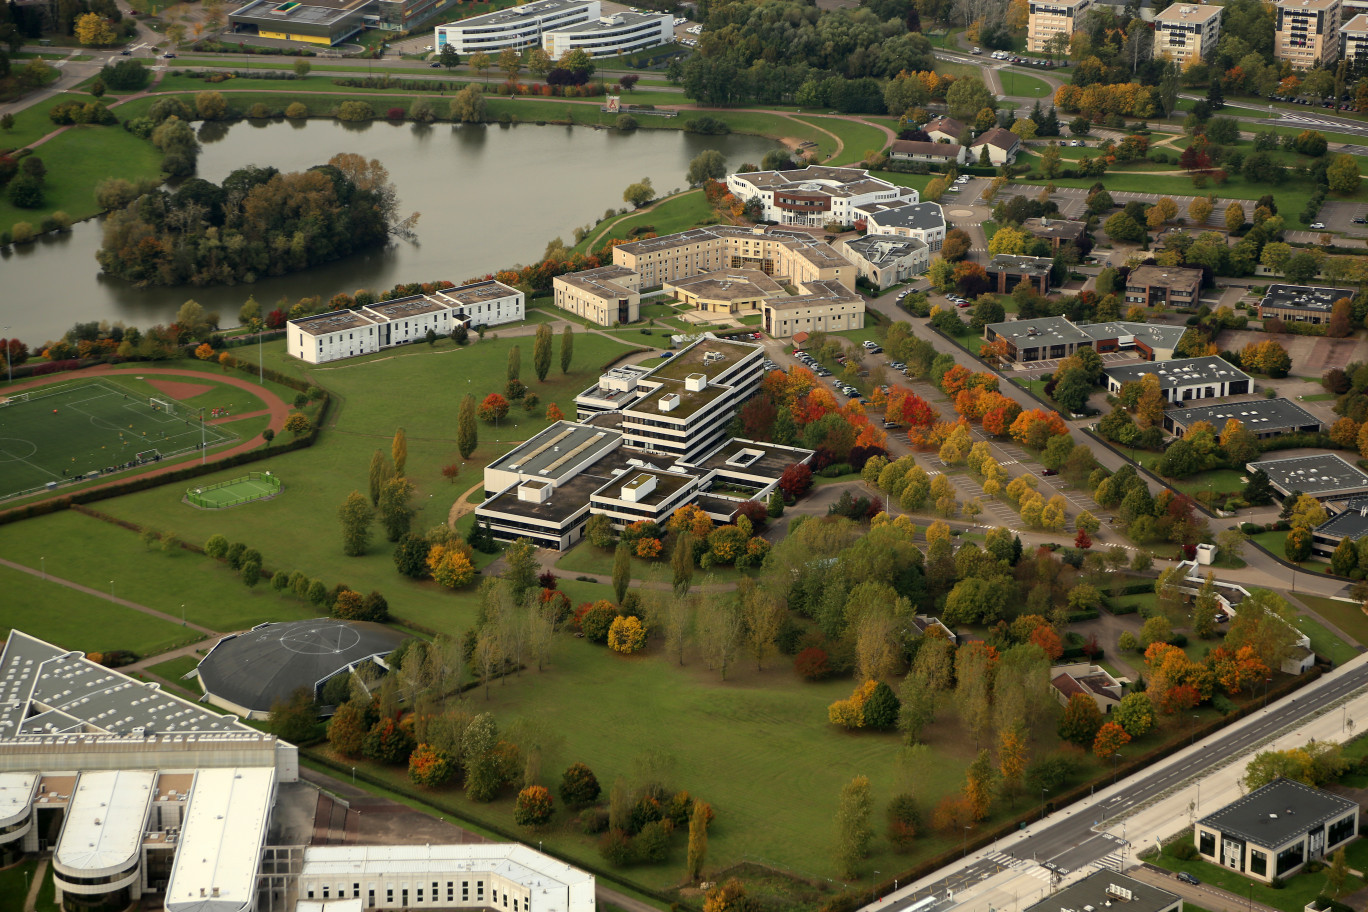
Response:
[185, 472, 282, 509]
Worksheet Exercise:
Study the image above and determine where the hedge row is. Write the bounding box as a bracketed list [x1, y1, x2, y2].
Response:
[599, 347, 651, 371]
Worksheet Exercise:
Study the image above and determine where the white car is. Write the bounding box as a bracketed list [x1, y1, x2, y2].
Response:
[1311, 222, 1327, 229]
[424, 45, 433, 51]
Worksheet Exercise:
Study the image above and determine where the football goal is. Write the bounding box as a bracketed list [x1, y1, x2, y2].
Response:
[0, 392, 28, 407]
[135, 449, 162, 464]
[149, 397, 176, 417]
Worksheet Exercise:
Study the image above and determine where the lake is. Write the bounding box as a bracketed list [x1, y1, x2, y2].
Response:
[0, 118, 779, 345]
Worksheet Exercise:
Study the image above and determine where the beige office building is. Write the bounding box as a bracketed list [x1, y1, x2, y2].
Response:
[552, 265, 641, 326]
[1343, 12, 1368, 64]
[1276, 0, 1342, 67]
[1027, 0, 1093, 53]
[1154, 3, 1223, 64]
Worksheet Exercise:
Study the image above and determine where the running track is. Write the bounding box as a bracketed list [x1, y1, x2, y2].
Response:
[3, 366, 290, 509]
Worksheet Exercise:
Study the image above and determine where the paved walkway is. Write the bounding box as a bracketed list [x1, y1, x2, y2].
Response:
[22, 856, 47, 912]
[0, 555, 219, 638]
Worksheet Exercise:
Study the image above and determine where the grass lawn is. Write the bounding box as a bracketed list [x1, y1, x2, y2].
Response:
[1107, 590, 1157, 617]
[1162, 468, 1249, 498]
[143, 654, 204, 698]
[934, 61, 981, 80]
[0, 563, 204, 657]
[1015, 171, 1330, 216]
[0, 857, 47, 912]
[1294, 613, 1359, 666]
[583, 191, 719, 255]
[787, 116, 888, 166]
[870, 170, 942, 194]
[1293, 594, 1368, 646]
[82, 335, 645, 634]
[0, 123, 163, 237]
[998, 70, 1053, 98]
[312, 632, 1082, 888]
[1152, 833, 1366, 912]
[0, 92, 97, 148]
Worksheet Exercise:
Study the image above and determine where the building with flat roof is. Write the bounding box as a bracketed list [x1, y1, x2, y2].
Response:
[298, 844, 595, 912]
[1343, 12, 1368, 62]
[984, 317, 1186, 367]
[1081, 321, 1188, 361]
[228, 0, 370, 46]
[434, 0, 598, 53]
[1258, 283, 1357, 324]
[987, 254, 1054, 294]
[1155, 3, 1223, 64]
[1245, 453, 1368, 501]
[542, 10, 672, 57]
[664, 269, 785, 314]
[969, 127, 1022, 165]
[605, 225, 864, 338]
[1028, 0, 1093, 52]
[1022, 216, 1087, 250]
[839, 235, 929, 289]
[553, 265, 641, 326]
[1312, 494, 1368, 557]
[286, 281, 524, 364]
[860, 201, 946, 251]
[1277, 0, 1342, 66]
[1195, 778, 1358, 882]
[1105, 356, 1252, 402]
[724, 166, 916, 228]
[1024, 871, 1180, 912]
[1164, 398, 1323, 440]
[1125, 265, 1204, 308]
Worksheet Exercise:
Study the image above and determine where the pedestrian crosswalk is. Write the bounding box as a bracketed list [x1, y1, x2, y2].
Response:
[1093, 850, 1126, 872]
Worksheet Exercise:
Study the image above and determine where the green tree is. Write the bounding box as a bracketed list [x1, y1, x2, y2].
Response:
[503, 537, 540, 604]
[533, 323, 553, 381]
[1113, 692, 1155, 737]
[1058, 692, 1102, 745]
[449, 84, 486, 123]
[507, 345, 521, 383]
[560, 325, 574, 373]
[470, 50, 491, 82]
[378, 477, 416, 542]
[1326, 847, 1349, 897]
[391, 426, 408, 476]
[267, 687, 318, 742]
[623, 177, 655, 208]
[687, 149, 727, 186]
[368, 449, 394, 506]
[946, 76, 994, 120]
[338, 490, 374, 556]
[1103, 211, 1145, 243]
[1328, 154, 1361, 194]
[439, 44, 460, 71]
[457, 394, 478, 459]
[835, 774, 873, 879]
[1285, 526, 1312, 563]
[559, 762, 601, 809]
[671, 530, 694, 596]
[686, 799, 709, 882]
[612, 542, 632, 604]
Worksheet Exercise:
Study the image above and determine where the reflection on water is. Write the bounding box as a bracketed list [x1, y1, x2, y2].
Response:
[3, 119, 778, 345]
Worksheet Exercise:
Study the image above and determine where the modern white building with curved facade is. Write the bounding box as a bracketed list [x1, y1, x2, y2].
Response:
[542, 11, 673, 58]
[53, 771, 157, 912]
[434, 0, 598, 54]
[0, 772, 39, 866]
[725, 166, 917, 229]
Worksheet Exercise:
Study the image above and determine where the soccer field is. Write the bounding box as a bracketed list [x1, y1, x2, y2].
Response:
[0, 381, 236, 500]
[187, 473, 281, 509]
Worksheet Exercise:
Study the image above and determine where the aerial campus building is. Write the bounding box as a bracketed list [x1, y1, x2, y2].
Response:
[1195, 778, 1359, 883]
[541, 10, 673, 58]
[1275, 0, 1343, 67]
[0, 630, 597, 912]
[474, 336, 814, 548]
[557, 224, 866, 338]
[1257, 283, 1358, 324]
[1124, 266, 1204, 309]
[1104, 356, 1253, 403]
[1024, 872, 1179, 912]
[229, 0, 461, 45]
[1154, 3, 1224, 65]
[861, 201, 947, 252]
[1163, 398, 1323, 440]
[981, 316, 1188, 367]
[286, 281, 525, 364]
[1026, 0, 1093, 53]
[724, 166, 916, 228]
[434, 0, 599, 53]
[1245, 453, 1368, 502]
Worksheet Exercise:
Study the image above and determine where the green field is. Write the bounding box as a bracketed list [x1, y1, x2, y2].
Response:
[788, 116, 889, 166]
[581, 190, 719, 254]
[187, 472, 282, 509]
[0, 563, 203, 658]
[998, 70, 1054, 98]
[0, 380, 236, 500]
[1292, 594, 1368, 647]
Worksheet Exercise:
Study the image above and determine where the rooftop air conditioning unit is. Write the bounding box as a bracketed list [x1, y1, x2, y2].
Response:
[685, 373, 707, 392]
[659, 393, 680, 412]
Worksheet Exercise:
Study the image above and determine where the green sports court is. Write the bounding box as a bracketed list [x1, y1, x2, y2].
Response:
[0, 380, 236, 501]
[186, 472, 282, 509]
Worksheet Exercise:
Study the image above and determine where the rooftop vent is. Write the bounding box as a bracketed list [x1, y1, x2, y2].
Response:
[685, 372, 707, 392]
[659, 393, 681, 413]
[621, 473, 657, 503]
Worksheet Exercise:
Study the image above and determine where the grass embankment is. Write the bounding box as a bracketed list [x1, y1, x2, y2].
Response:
[1293, 594, 1368, 646]
[579, 190, 718, 255]
[0, 121, 162, 237]
[787, 115, 888, 166]
[997, 70, 1053, 98]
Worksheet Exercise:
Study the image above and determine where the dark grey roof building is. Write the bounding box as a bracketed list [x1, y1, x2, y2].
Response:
[1258, 283, 1357, 324]
[1245, 453, 1368, 501]
[1194, 778, 1359, 883]
[1165, 398, 1323, 439]
[1024, 871, 1179, 912]
[1312, 494, 1368, 558]
[196, 620, 406, 719]
[1105, 357, 1252, 403]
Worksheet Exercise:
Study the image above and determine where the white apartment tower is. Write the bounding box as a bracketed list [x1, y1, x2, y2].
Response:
[1154, 3, 1224, 65]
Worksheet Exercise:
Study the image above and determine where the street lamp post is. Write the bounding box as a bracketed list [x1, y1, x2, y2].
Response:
[40, 557, 45, 580]
[963, 826, 972, 858]
[1042, 788, 1048, 819]
[2, 325, 11, 383]
[110, 580, 115, 599]
[181, 603, 186, 626]
[200, 407, 206, 465]
[871, 871, 881, 904]
[1263, 676, 1272, 710]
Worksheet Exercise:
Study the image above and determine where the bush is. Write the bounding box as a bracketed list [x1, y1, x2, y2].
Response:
[336, 100, 374, 122]
[285, 102, 309, 119]
[578, 807, 609, 834]
[1166, 840, 1198, 860]
[598, 829, 635, 865]
[560, 762, 601, 809]
[794, 646, 831, 680]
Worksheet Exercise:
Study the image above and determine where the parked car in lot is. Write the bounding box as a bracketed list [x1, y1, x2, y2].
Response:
[1355, 217, 1367, 224]
[1311, 222, 1326, 229]
[1175, 873, 1199, 886]
[1042, 469, 1058, 476]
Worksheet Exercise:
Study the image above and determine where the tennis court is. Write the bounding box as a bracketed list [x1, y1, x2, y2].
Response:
[0, 380, 236, 501]
[187, 472, 282, 509]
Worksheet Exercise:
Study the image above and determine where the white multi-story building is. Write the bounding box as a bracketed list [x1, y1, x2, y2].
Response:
[434, 0, 597, 54]
[1154, 3, 1223, 64]
[286, 281, 525, 364]
[724, 165, 916, 228]
[860, 201, 946, 251]
[542, 11, 673, 58]
[1276, 0, 1342, 67]
[1027, 0, 1093, 53]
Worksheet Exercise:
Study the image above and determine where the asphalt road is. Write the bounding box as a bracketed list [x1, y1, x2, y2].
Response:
[873, 661, 1368, 912]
